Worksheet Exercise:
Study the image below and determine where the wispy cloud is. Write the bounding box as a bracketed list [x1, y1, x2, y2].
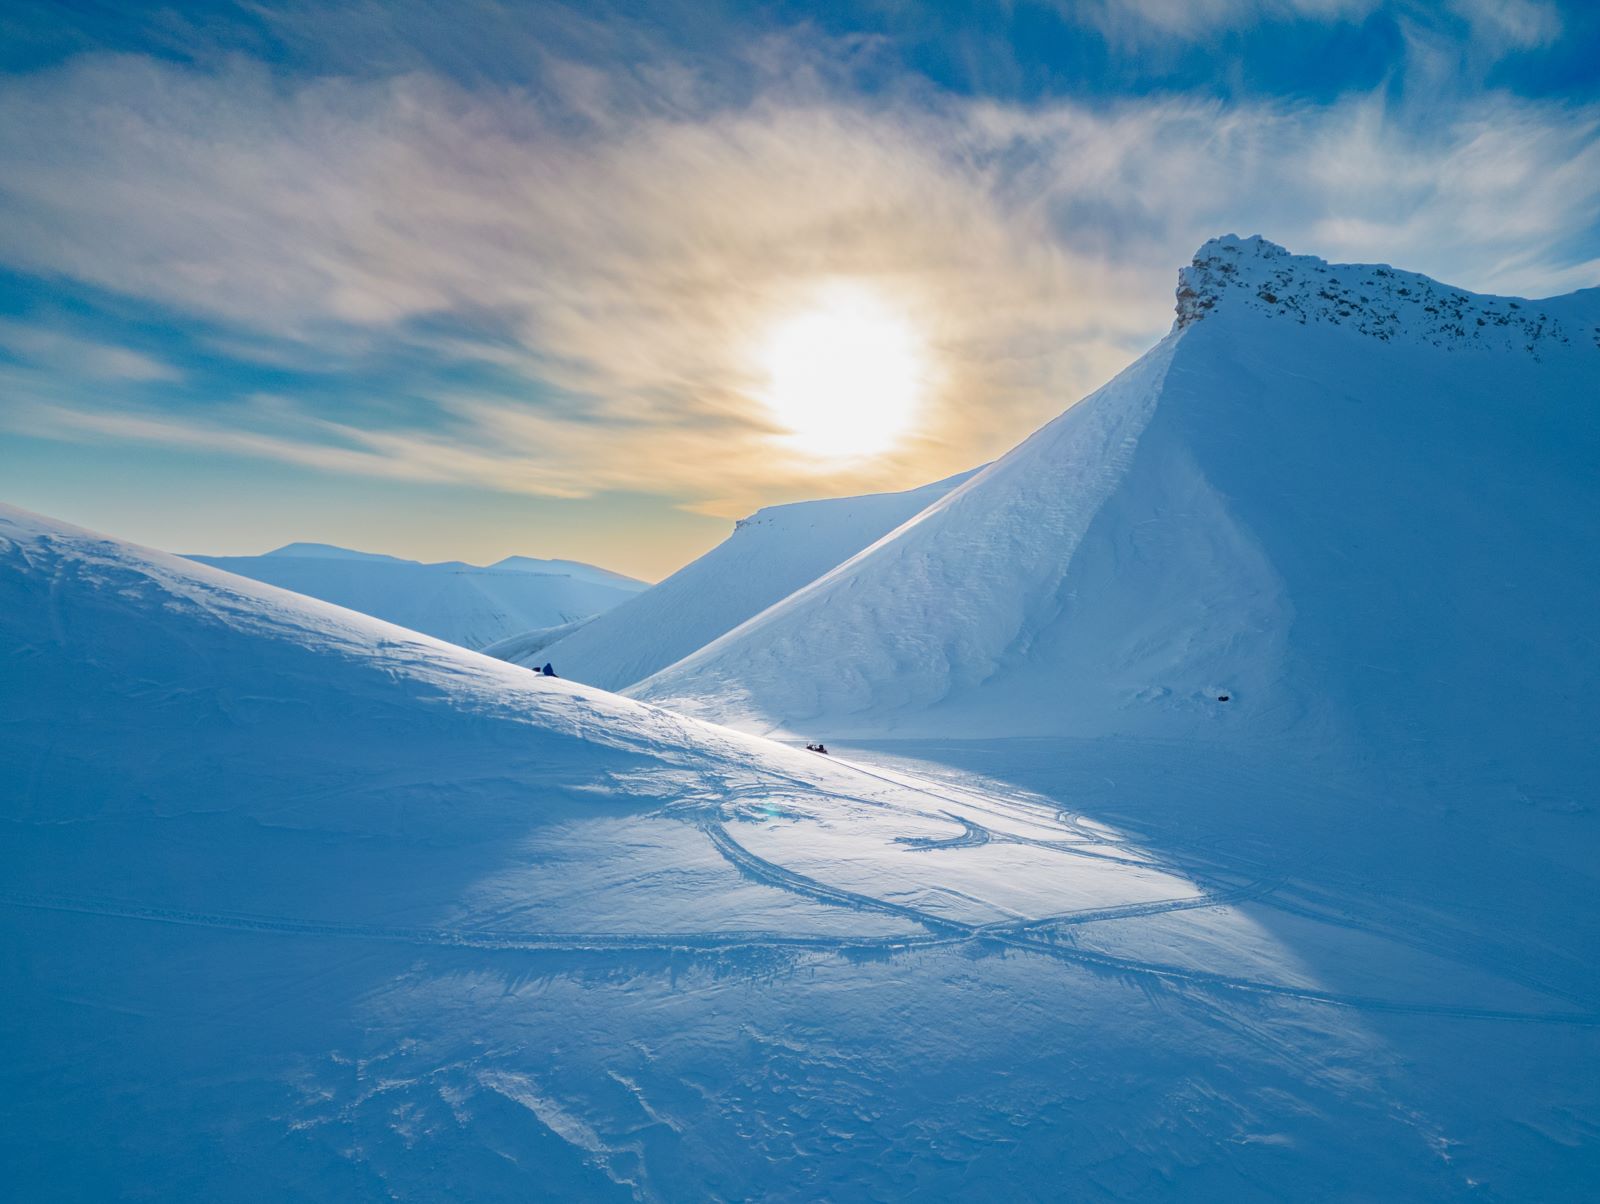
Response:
[1446, 0, 1563, 51]
[1070, 0, 1563, 58]
[0, 318, 181, 382]
[1, 43, 1596, 515]
[1070, 0, 1380, 42]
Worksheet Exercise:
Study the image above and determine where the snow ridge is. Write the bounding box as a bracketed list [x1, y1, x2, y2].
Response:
[633, 339, 1181, 733]
[1176, 234, 1591, 356]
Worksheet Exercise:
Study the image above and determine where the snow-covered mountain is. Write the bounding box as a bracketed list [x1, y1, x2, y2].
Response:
[7, 503, 1534, 1198]
[7, 227, 1600, 1195]
[511, 468, 980, 688]
[615, 244, 1600, 1195]
[265, 541, 410, 562]
[187, 542, 645, 650]
[636, 236, 1600, 770]
[488, 553, 646, 590]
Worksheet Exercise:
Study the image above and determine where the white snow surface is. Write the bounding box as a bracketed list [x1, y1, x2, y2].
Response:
[520, 467, 980, 688]
[188, 541, 645, 650]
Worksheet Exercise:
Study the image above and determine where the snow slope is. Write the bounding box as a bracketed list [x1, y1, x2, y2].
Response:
[636, 235, 1600, 761]
[618, 237, 1600, 1196]
[10, 504, 1584, 1198]
[188, 542, 645, 650]
[479, 615, 594, 665]
[517, 468, 979, 689]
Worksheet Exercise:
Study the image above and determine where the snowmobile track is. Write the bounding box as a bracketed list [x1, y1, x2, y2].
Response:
[700, 821, 968, 935]
[696, 823, 1599, 1025]
[895, 813, 991, 851]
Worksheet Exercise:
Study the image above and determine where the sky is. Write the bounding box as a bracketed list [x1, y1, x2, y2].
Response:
[1, 0, 1597, 580]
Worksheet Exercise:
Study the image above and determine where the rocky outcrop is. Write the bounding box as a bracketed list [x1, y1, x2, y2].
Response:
[1176, 234, 1579, 357]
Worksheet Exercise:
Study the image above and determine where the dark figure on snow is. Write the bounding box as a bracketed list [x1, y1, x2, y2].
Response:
[542, 663, 557, 677]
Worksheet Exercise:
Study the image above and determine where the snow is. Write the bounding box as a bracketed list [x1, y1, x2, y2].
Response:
[479, 615, 595, 664]
[13, 499, 1594, 1197]
[265, 540, 412, 563]
[1176, 234, 1594, 355]
[187, 543, 645, 650]
[513, 467, 980, 689]
[618, 234, 1600, 1194]
[488, 554, 648, 591]
[4, 235, 1599, 1199]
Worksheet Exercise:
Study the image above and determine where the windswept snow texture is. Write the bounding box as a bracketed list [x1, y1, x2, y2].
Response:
[637, 235, 1600, 752]
[189, 542, 645, 650]
[9, 504, 1595, 1199]
[520, 469, 979, 689]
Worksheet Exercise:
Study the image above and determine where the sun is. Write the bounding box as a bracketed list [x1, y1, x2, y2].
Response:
[758, 283, 926, 461]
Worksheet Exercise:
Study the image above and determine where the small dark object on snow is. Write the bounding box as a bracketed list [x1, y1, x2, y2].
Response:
[1217, 694, 1230, 702]
[542, 663, 558, 677]
[806, 743, 829, 754]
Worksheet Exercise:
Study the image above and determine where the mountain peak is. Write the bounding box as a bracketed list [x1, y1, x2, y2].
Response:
[1173, 235, 1294, 328]
[1175, 234, 1587, 357]
[264, 541, 411, 563]
[489, 555, 647, 590]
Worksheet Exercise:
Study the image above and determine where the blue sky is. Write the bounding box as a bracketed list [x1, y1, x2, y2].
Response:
[2, 0, 1597, 578]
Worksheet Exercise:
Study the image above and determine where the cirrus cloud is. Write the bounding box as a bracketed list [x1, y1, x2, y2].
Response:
[1, 45, 1597, 516]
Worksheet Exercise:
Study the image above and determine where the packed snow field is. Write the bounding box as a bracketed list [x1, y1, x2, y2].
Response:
[4, 237, 1598, 1199]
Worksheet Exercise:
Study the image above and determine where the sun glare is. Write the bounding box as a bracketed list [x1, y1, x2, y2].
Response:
[759, 284, 925, 461]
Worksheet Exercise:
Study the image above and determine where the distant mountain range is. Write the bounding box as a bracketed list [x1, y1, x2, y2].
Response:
[185, 542, 645, 650]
